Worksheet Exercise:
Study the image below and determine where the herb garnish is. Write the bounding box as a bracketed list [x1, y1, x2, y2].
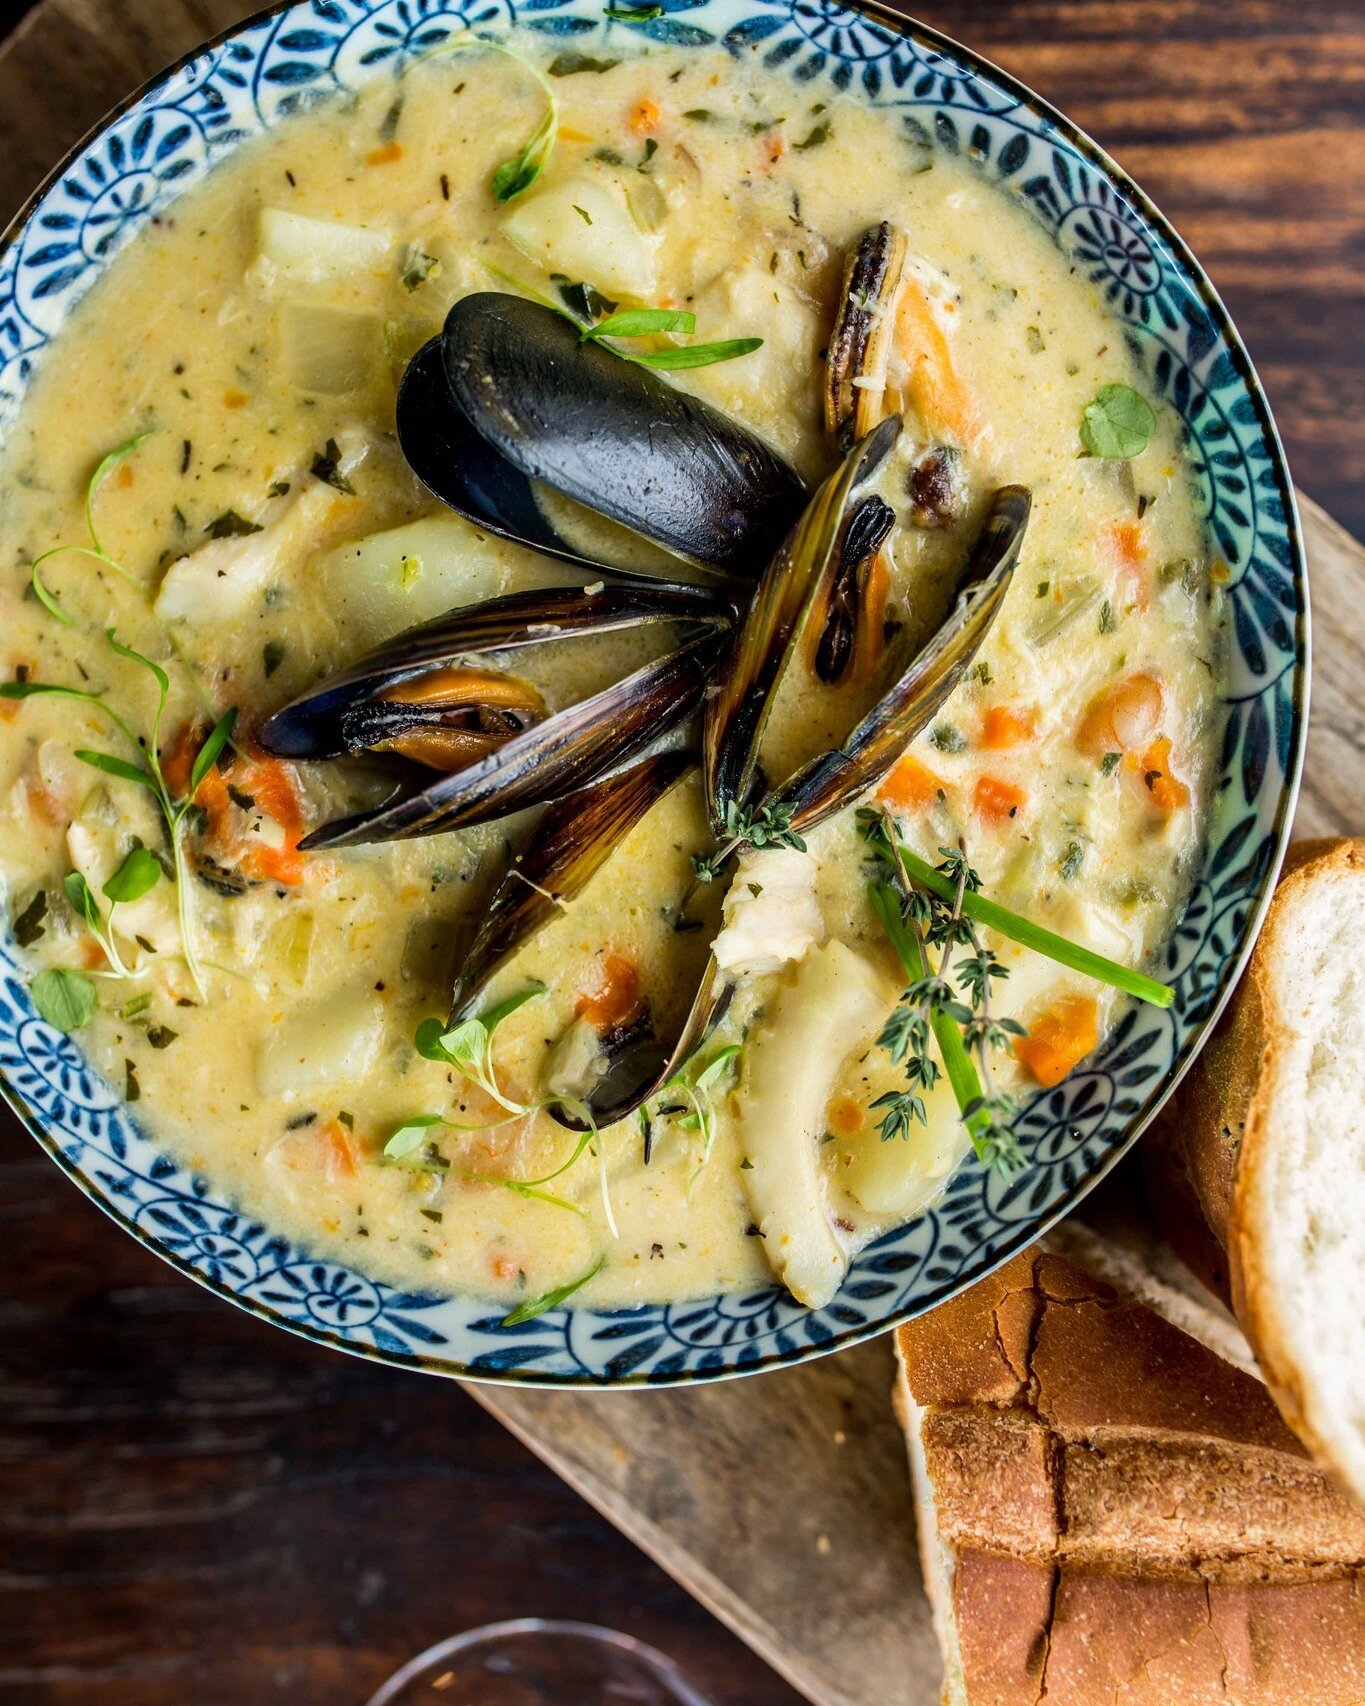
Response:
[27, 431, 156, 624]
[1, 631, 236, 999]
[604, 2, 664, 19]
[888, 833, 1174, 1007]
[548, 51, 620, 75]
[691, 797, 806, 885]
[12, 891, 48, 947]
[385, 989, 616, 1231]
[638, 1042, 740, 1170]
[30, 966, 96, 1033]
[501, 1256, 605, 1325]
[62, 849, 161, 978]
[1079, 383, 1156, 460]
[205, 509, 262, 539]
[582, 306, 763, 371]
[309, 439, 356, 495]
[860, 811, 1024, 1174]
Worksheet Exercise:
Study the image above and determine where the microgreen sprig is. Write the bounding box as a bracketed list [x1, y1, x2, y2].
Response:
[1, 630, 237, 1000]
[432, 34, 559, 202]
[390, 989, 618, 1234]
[27, 430, 155, 624]
[62, 850, 162, 980]
[582, 305, 763, 371]
[638, 1041, 740, 1172]
[502, 1255, 604, 1325]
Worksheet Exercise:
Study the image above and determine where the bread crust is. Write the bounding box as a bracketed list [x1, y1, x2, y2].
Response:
[894, 1247, 1365, 1704]
[1157, 837, 1365, 1503]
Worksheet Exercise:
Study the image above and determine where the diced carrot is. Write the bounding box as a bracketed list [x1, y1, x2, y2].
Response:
[1077, 674, 1163, 758]
[576, 953, 643, 1031]
[827, 1094, 864, 1139]
[877, 753, 945, 813]
[1102, 519, 1150, 606]
[1015, 995, 1099, 1089]
[80, 938, 108, 971]
[979, 705, 1036, 749]
[26, 777, 70, 829]
[317, 1118, 359, 1180]
[892, 275, 977, 447]
[114, 463, 136, 489]
[490, 1253, 519, 1284]
[629, 98, 661, 136]
[237, 757, 306, 885]
[973, 774, 1027, 823]
[765, 129, 788, 166]
[365, 140, 404, 166]
[161, 721, 205, 797]
[1132, 735, 1190, 813]
[222, 389, 249, 409]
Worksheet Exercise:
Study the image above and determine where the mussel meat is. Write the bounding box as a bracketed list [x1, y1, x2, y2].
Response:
[258, 583, 731, 848]
[397, 293, 806, 582]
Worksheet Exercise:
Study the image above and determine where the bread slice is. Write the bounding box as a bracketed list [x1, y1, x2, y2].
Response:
[894, 1247, 1365, 1705]
[1153, 837, 1365, 1505]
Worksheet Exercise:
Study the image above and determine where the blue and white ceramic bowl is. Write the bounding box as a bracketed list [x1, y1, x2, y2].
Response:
[0, 0, 1308, 1385]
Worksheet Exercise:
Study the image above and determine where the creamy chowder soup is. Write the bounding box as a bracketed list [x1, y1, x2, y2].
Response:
[0, 35, 1222, 1315]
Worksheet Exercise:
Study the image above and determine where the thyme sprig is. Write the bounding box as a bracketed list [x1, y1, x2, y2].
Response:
[1, 632, 235, 1001]
[691, 797, 806, 885]
[859, 811, 1024, 1174]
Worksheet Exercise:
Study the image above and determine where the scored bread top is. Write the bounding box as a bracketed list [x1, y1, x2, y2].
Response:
[897, 1248, 1365, 1581]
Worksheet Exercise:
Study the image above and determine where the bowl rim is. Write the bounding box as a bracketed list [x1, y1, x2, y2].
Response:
[0, 0, 1309, 1387]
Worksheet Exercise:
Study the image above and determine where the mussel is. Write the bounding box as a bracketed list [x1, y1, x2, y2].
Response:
[447, 423, 1029, 1136]
[258, 583, 731, 848]
[397, 293, 806, 582]
[825, 222, 976, 455]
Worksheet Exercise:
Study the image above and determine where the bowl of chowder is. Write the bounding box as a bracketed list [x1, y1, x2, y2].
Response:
[0, 0, 1307, 1385]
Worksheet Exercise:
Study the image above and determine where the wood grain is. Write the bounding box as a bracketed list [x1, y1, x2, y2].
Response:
[0, 4, 1360, 1704]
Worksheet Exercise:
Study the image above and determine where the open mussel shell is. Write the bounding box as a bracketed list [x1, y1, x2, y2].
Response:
[703, 414, 903, 831]
[778, 484, 1032, 830]
[260, 585, 730, 849]
[451, 749, 729, 1134]
[259, 583, 726, 760]
[450, 750, 694, 1016]
[428, 293, 806, 579]
[810, 493, 896, 686]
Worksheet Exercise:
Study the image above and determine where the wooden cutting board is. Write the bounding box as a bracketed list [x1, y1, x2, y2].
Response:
[1, 6, 1361, 1706]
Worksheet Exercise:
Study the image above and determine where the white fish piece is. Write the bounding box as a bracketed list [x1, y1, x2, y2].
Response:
[155, 431, 370, 625]
[712, 847, 825, 978]
[737, 939, 893, 1307]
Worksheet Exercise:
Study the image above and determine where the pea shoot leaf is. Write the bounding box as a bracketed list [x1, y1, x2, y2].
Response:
[30, 967, 96, 1033]
[1079, 383, 1156, 459]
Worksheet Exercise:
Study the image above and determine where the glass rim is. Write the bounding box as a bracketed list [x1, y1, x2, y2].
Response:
[364, 1616, 716, 1706]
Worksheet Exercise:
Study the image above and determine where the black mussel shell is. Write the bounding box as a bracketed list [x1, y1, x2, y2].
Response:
[258, 583, 728, 762]
[293, 623, 726, 849]
[812, 494, 896, 685]
[703, 415, 903, 831]
[436, 293, 806, 578]
[779, 484, 1032, 829]
[450, 750, 693, 1016]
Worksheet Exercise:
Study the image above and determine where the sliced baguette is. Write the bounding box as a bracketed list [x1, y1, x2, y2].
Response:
[894, 1247, 1365, 1706]
[1153, 837, 1365, 1505]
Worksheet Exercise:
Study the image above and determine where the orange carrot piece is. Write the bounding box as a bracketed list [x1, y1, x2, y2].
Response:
[365, 140, 404, 166]
[1133, 736, 1190, 813]
[893, 277, 976, 446]
[317, 1118, 359, 1180]
[827, 1094, 864, 1139]
[222, 389, 249, 410]
[1015, 995, 1100, 1088]
[877, 753, 946, 813]
[577, 953, 643, 1031]
[238, 758, 306, 886]
[973, 774, 1027, 823]
[629, 98, 661, 135]
[979, 705, 1036, 749]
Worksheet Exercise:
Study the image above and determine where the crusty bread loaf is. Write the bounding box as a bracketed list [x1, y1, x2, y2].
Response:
[1152, 837, 1365, 1506]
[894, 1247, 1365, 1705]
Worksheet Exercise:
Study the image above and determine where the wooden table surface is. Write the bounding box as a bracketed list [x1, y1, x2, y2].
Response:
[1, 3, 1361, 1702]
